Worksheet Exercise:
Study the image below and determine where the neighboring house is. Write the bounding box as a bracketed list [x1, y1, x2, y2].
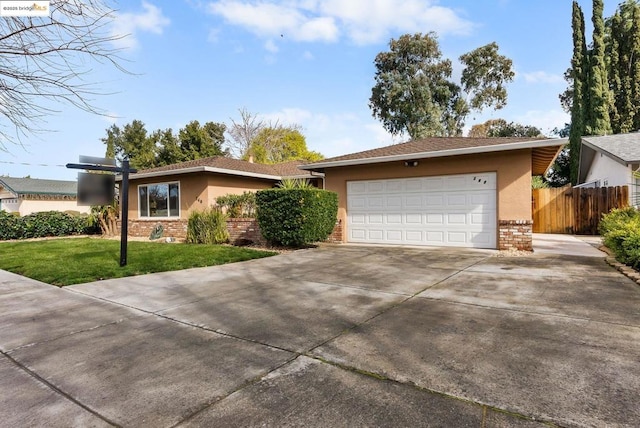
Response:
[577, 133, 640, 205]
[122, 157, 321, 238]
[0, 176, 90, 215]
[300, 137, 566, 251]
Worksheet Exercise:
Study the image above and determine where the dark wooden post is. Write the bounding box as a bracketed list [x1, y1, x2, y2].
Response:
[120, 160, 130, 267]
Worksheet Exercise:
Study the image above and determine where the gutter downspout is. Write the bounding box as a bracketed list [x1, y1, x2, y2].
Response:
[310, 171, 325, 189]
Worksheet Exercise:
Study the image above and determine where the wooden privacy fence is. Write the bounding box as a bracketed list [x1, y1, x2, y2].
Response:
[532, 185, 629, 234]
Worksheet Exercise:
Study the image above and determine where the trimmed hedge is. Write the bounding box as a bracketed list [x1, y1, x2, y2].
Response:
[599, 207, 640, 269]
[0, 210, 92, 240]
[256, 188, 338, 247]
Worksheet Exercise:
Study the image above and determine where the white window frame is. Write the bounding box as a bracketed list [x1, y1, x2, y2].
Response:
[138, 182, 181, 219]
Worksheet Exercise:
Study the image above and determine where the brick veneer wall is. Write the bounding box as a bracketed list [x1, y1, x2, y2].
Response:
[226, 218, 265, 245]
[125, 219, 188, 240]
[326, 219, 343, 244]
[124, 217, 343, 245]
[498, 220, 533, 251]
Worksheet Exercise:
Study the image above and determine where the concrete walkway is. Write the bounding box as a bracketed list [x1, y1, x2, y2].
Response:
[533, 233, 606, 257]
[1, 240, 638, 427]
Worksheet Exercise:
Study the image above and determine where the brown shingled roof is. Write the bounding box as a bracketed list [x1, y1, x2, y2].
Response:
[315, 137, 541, 163]
[130, 156, 314, 179]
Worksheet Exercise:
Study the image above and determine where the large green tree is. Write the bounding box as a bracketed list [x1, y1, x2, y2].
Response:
[369, 33, 514, 139]
[245, 127, 323, 164]
[102, 120, 156, 170]
[468, 119, 542, 138]
[102, 120, 229, 169]
[177, 121, 228, 161]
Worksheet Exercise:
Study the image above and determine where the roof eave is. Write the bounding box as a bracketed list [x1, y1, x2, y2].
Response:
[300, 138, 568, 171]
[121, 166, 283, 181]
[580, 139, 632, 165]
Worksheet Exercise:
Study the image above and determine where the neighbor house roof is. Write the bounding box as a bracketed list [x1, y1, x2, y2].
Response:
[126, 156, 318, 181]
[0, 177, 77, 197]
[582, 133, 640, 163]
[578, 133, 640, 183]
[300, 137, 567, 176]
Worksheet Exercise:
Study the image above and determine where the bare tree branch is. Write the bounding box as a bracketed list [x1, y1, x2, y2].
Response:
[0, 0, 129, 151]
[225, 108, 265, 159]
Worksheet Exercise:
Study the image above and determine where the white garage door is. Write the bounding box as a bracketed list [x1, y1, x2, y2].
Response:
[347, 173, 497, 248]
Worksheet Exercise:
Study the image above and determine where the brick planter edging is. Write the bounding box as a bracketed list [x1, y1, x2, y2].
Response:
[124, 217, 343, 245]
[498, 220, 533, 251]
[226, 218, 265, 245]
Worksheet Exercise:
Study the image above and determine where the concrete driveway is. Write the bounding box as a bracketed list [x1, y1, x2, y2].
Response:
[1, 236, 639, 427]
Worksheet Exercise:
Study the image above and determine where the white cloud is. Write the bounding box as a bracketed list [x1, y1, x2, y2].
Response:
[208, 0, 339, 43]
[264, 39, 279, 53]
[520, 71, 564, 85]
[259, 107, 402, 158]
[514, 109, 570, 136]
[302, 50, 314, 60]
[111, 1, 170, 50]
[207, 0, 473, 48]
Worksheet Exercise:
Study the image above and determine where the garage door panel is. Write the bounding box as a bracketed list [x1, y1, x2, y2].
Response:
[348, 196, 367, 209]
[424, 177, 445, 191]
[367, 182, 385, 193]
[385, 180, 403, 192]
[447, 213, 467, 225]
[426, 213, 443, 224]
[368, 230, 384, 240]
[405, 179, 423, 191]
[405, 195, 423, 208]
[387, 214, 402, 224]
[406, 230, 423, 242]
[425, 194, 444, 207]
[350, 214, 366, 225]
[386, 230, 403, 241]
[406, 213, 423, 224]
[446, 194, 468, 208]
[387, 196, 402, 209]
[348, 182, 367, 194]
[368, 214, 384, 224]
[347, 173, 497, 249]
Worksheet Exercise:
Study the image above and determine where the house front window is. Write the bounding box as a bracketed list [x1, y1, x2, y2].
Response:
[138, 182, 180, 218]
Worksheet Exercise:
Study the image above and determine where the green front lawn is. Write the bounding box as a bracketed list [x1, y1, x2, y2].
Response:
[0, 238, 277, 286]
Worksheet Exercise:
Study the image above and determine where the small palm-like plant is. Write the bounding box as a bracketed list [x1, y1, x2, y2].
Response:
[276, 178, 314, 189]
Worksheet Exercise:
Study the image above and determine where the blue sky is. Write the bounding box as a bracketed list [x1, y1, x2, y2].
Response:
[1, 0, 619, 180]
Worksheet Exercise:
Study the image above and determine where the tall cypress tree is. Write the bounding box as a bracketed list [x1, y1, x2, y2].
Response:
[606, 1, 640, 133]
[569, 1, 587, 185]
[585, 0, 613, 136]
[630, 4, 640, 131]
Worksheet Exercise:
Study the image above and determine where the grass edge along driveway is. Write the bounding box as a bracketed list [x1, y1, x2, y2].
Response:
[0, 238, 277, 286]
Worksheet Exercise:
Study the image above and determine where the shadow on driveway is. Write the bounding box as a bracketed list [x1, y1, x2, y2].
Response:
[1, 242, 638, 427]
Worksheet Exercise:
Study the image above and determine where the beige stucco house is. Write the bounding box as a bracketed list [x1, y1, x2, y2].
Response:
[0, 176, 90, 215]
[122, 157, 321, 238]
[300, 137, 566, 251]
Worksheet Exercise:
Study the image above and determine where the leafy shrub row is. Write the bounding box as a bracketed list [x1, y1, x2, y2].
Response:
[256, 189, 338, 247]
[599, 207, 640, 269]
[186, 207, 229, 244]
[215, 192, 256, 218]
[0, 210, 95, 240]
